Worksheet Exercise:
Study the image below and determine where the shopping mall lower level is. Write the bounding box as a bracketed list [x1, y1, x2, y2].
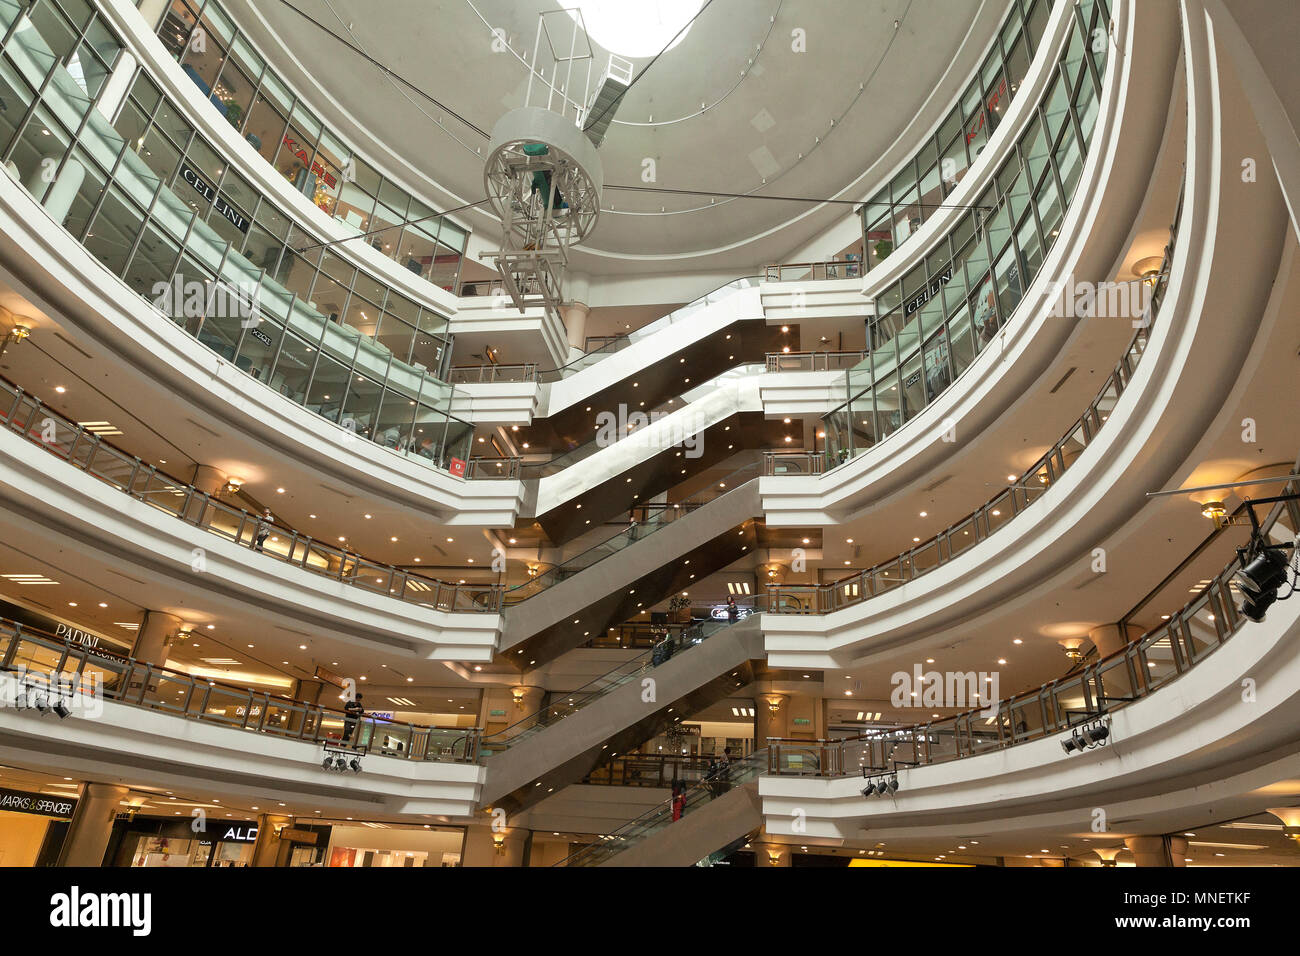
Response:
[0, 0, 1299, 913]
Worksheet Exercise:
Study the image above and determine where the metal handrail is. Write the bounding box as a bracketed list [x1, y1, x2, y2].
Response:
[0, 617, 482, 762]
[502, 459, 763, 603]
[445, 276, 762, 385]
[766, 250, 1172, 607]
[556, 750, 769, 866]
[768, 482, 1300, 777]
[765, 350, 869, 373]
[763, 259, 863, 282]
[481, 617, 743, 750]
[0, 375, 503, 614]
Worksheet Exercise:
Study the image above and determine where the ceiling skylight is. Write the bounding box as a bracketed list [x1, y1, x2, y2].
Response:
[569, 0, 704, 59]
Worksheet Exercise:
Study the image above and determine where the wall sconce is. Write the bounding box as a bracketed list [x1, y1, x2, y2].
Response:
[1267, 807, 1300, 842]
[527, 565, 538, 577]
[511, 687, 528, 709]
[1059, 639, 1085, 663]
[492, 832, 507, 855]
[1200, 499, 1227, 528]
[223, 477, 244, 496]
[764, 694, 785, 715]
[0, 323, 31, 359]
[1093, 846, 1123, 867]
[767, 849, 783, 865]
[1132, 255, 1164, 288]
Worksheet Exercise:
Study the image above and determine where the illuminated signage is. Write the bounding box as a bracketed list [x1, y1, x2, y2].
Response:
[179, 163, 250, 233]
[281, 135, 339, 189]
[0, 787, 77, 818]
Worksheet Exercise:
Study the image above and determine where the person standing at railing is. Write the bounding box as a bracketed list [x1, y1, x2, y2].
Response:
[343, 693, 364, 744]
[671, 781, 685, 822]
[253, 513, 271, 552]
[726, 596, 739, 622]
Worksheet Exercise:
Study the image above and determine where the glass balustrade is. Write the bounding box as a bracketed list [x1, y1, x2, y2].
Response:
[557, 750, 768, 866]
[768, 483, 1300, 777]
[141, 0, 468, 291]
[823, 0, 1110, 470]
[0, 618, 481, 761]
[1, 0, 477, 471]
[769, 193, 1180, 610]
[0, 374, 503, 612]
[481, 617, 747, 753]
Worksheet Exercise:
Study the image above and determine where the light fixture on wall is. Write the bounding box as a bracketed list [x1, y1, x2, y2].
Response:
[1132, 255, 1164, 288]
[223, 477, 244, 496]
[1200, 499, 1227, 527]
[492, 832, 507, 855]
[1093, 846, 1124, 867]
[766, 849, 783, 865]
[764, 694, 785, 715]
[0, 322, 31, 359]
[1059, 639, 1085, 663]
[511, 687, 529, 709]
[1266, 807, 1300, 843]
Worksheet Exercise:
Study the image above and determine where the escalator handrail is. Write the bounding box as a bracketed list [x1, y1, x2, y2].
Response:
[555, 750, 769, 866]
[482, 616, 748, 745]
[503, 459, 764, 600]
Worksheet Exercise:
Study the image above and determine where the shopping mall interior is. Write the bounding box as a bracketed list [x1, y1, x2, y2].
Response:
[0, 0, 1298, 882]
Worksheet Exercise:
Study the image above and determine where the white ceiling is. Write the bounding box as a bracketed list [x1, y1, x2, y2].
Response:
[226, 0, 1007, 273]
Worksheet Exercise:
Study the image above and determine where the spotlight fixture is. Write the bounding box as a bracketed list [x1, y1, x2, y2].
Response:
[1060, 714, 1111, 754]
[861, 772, 900, 798]
[322, 745, 363, 774]
[1200, 499, 1226, 526]
[1233, 544, 1293, 623]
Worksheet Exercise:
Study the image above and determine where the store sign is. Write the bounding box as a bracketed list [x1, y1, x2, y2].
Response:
[281, 135, 339, 189]
[217, 824, 259, 843]
[709, 605, 753, 621]
[248, 327, 273, 347]
[448, 457, 467, 477]
[179, 162, 251, 233]
[965, 77, 1009, 144]
[0, 787, 77, 818]
[903, 264, 954, 317]
[313, 665, 348, 689]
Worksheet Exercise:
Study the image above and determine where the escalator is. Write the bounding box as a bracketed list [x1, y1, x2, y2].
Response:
[555, 750, 768, 866]
[502, 459, 764, 662]
[523, 366, 787, 543]
[478, 617, 763, 815]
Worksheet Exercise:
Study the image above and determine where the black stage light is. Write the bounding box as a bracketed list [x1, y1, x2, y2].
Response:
[1236, 549, 1290, 594]
[1235, 549, 1291, 622]
[1061, 737, 1078, 754]
[883, 777, 899, 795]
[1083, 723, 1110, 746]
[349, 756, 362, 773]
[52, 697, 71, 719]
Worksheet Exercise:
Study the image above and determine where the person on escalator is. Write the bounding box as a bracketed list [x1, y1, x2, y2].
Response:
[671, 781, 685, 822]
[726, 596, 739, 622]
[717, 747, 733, 795]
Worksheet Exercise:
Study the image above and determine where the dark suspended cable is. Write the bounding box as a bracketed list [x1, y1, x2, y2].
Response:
[583, 0, 718, 135]
[603, 182, 996, 211]
[293, 198, 494, 254]
[271, 0, 491, 139]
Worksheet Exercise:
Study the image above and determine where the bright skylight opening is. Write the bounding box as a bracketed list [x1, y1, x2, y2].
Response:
[569, 0, 705, 59]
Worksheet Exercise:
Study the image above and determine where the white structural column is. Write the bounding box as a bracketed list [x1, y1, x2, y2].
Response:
[95, 50, 137, 121]
[56, 783, 128, 866]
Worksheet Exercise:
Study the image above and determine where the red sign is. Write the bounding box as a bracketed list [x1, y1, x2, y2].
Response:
[965, 78, 1009, 144]
[282, 135, 339, 189]
[449, 457, 467, 477]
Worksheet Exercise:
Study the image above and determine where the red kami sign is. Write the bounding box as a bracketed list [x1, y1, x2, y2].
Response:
[282, 135, 339, 188]
[448, 457, 467, 477]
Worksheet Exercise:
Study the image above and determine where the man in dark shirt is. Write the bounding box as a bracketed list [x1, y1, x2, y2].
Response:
[343, 693, 364, 744]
